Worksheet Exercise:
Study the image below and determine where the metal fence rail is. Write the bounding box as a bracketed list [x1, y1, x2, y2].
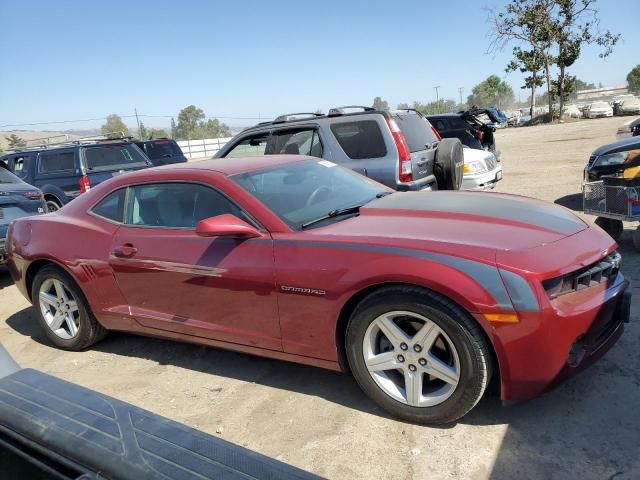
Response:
[177, 137, 232, 161]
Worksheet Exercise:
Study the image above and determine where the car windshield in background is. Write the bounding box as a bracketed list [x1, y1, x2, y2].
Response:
[591, 102, 610, 109]
[84, 144, 148, 171]
[233, 160, 390, 230]
[394, 113, 439, 152]
[0, 167, 21, 183]
[140, 140, 182, 160]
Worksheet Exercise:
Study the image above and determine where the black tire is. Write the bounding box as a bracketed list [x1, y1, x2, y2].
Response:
[594, 217, 624, 242]
[345, 286, 492, 425]
[45, 197, 62, 213]
[32, 265, 107, 350]
[434, 138, 464, 190]
[633, 227, 640, 252]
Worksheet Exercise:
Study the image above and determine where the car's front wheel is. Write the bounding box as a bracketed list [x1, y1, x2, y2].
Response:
[345, 286, 492, 424]
[32, 265, 107, 350]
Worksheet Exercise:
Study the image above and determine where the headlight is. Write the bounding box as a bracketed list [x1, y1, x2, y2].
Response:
[463, 161, 485, 174]
[594, 152, 628, 167]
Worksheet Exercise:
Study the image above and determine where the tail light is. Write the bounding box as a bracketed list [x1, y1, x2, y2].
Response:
[385, 117, 413, 183]
[472, 129, 484, 141]
[23, 191, 42, 200]
[79, 175, 91, 193]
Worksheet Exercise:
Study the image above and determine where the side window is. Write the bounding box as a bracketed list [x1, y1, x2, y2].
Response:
[127, 183, 242, 228]
[329, 120, 387, 159]
[225, 133, 269, 158]
[12, 155, 30, 180]
[432, 118, 448, 131]
[38, 151, 75, 173]
[272, 129, 323, 158]
[91, 189, 126, 223]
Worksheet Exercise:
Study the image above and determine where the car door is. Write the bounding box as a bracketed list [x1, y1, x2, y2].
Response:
[108, 181, 281, 350]
[35, 149, 79, 201]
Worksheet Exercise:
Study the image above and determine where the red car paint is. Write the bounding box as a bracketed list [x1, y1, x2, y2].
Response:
[6, 156, 629, 402]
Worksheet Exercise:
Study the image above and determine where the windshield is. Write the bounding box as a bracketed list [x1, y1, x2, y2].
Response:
[84, 144, 148, 171]
[138, 140, 183, 160]
[233, 160, 390, 230]
[623, 98, 640, 106]
[0, 166, 22, 184]
[591, 102, 610, 109]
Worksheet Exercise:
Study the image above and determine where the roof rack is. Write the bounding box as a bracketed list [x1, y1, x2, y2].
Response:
[327, 105, 375, 116]
[272, 112, 324, 124]
[395, 108, 425, 117]
[8, 132, 134, 152]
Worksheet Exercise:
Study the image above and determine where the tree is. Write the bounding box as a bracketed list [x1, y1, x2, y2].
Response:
[5, 134, 26, 149]
[137, 122, 148, 139]
[628, 65, 640, 94]
[170, 118, 177, 138]
[372, 97, 389, 111]
[173, 105, 231, 140]
[467, 75, 515, 109]
[397, 99, 457, 115]
[101, 114, 130, 137]
[506, 47, 545, 116]
[148, 128, 169, 138]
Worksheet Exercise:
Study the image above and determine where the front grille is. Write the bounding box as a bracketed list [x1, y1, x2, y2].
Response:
[485, 155, 497, 171]
[542, 251, 621, 298]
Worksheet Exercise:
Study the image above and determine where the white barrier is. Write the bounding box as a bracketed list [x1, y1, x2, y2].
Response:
[177, 137, 232, 161]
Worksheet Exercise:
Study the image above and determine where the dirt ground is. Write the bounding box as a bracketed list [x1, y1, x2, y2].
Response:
[1, 117, 639, 480]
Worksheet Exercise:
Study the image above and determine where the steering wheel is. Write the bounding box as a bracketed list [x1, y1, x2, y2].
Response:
[306, 186, 332, 207]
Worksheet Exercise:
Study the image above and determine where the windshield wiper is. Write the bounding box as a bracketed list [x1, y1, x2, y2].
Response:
[301, 204, 365, 230]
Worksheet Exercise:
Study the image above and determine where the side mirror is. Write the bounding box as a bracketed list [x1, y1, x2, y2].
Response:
[195, 214, 262, 239]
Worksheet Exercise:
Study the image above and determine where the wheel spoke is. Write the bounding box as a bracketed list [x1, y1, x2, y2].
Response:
[404, 370, 423, 405]
[49, 312, 65, 331]
[64, 314, 78, 337]
[412, 320, 441, 352]
[39, 292, 58, 308]
[66, 300, 78, 313]
[426, 354, 459, 385]
[365, 351, 399, 372]
[375, 315, 409, 347]
[53, 280, 68, 302]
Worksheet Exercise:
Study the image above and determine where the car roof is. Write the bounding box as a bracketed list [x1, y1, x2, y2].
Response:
[426, 113, 460, 118]
[152, 155, 311, 176]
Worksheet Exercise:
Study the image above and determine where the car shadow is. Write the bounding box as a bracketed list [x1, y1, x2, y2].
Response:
[0, 267, 14, 290]
[554, 193, 582, 211]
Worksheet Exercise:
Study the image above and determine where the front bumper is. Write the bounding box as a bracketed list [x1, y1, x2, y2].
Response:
[492, 273, 630, 402]
[461, 165, 503, 191]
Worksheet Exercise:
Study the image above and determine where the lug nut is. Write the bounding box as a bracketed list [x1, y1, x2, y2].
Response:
[400, 343, 408, 351]
[413, 344, 422, 353]
[397, 355, 405, 363]
[419, 358, 427, 366]
[408, 364, 417, 372]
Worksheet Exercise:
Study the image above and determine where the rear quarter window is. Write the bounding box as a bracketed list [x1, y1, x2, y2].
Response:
[84, 144, 148, 171]
[91, 188, 126, 223]
[38, 151, 75, 173]
[330, 120, 387, 159]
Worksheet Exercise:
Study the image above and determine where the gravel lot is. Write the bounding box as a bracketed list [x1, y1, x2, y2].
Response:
[1, 117, 639, 479]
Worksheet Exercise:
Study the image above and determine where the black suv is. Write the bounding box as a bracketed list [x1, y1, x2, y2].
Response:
[584, 135, 640, 182]
[427, 109, 500, 152]
[0, 138, 150, 212]
[135, 138, 187, 166]
[216, 106, 464, 191]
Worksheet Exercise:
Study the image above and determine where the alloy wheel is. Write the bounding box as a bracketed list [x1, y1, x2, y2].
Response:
[362, 310, 460, 407]
[38, 278, 80, 340]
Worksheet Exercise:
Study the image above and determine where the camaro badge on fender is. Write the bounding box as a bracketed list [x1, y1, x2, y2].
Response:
[280, 285, 327, 296]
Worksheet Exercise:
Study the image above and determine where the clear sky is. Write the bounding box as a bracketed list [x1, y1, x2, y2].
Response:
[2, 0, 637, 130]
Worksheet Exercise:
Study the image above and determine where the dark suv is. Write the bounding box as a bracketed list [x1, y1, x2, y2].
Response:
[0, 139, 150, 212]
[427, 109, 500, 152]
[135, 138, 187, 166]
[216, 106, 464, 191]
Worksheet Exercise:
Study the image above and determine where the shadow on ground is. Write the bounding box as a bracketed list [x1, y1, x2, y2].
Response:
[0, 268, 14, 290]
[554, 193, 582, 211]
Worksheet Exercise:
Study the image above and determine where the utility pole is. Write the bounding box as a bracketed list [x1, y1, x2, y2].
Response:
[134, 108, 141, 138]
[434, 86, 440, 113]
[458, 87, 464, 106]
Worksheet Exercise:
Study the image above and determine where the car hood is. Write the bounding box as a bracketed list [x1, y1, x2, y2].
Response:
[462, 147, 495, 165]
[311, 191, 588, 252]
[592, 136, 640, 156]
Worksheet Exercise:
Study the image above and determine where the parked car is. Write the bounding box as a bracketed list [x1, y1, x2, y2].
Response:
[0, 164, 46, 264]
[0, 344, 319, 480]
[427, 109, 499, 152]
[586, 101, 613, 119]
[616, 97, 640, 116]
[0, 139, 151, 212]
[563, 104, 581, 118]
[135, 138, 187, 165]
[216, 106, 464, 191]
[584, 136, 640, 182]
[461, 147, 502, 190]
[6, 156, 631, 424]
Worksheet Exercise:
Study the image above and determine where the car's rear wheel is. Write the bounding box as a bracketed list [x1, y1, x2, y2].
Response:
[345, 286, 491, 424]
[45, 197, 62, 213]
[595, 217, 624, 241]
[32, 265, 106, 350]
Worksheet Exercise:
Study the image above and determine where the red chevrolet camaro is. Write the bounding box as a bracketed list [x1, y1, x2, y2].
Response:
[6, 156, 631, 424]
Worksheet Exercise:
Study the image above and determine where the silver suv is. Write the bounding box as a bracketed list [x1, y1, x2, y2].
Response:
[215, 106, 464, 191]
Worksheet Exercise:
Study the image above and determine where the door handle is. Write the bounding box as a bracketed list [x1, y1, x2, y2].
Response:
[113, 243, 138, 258]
